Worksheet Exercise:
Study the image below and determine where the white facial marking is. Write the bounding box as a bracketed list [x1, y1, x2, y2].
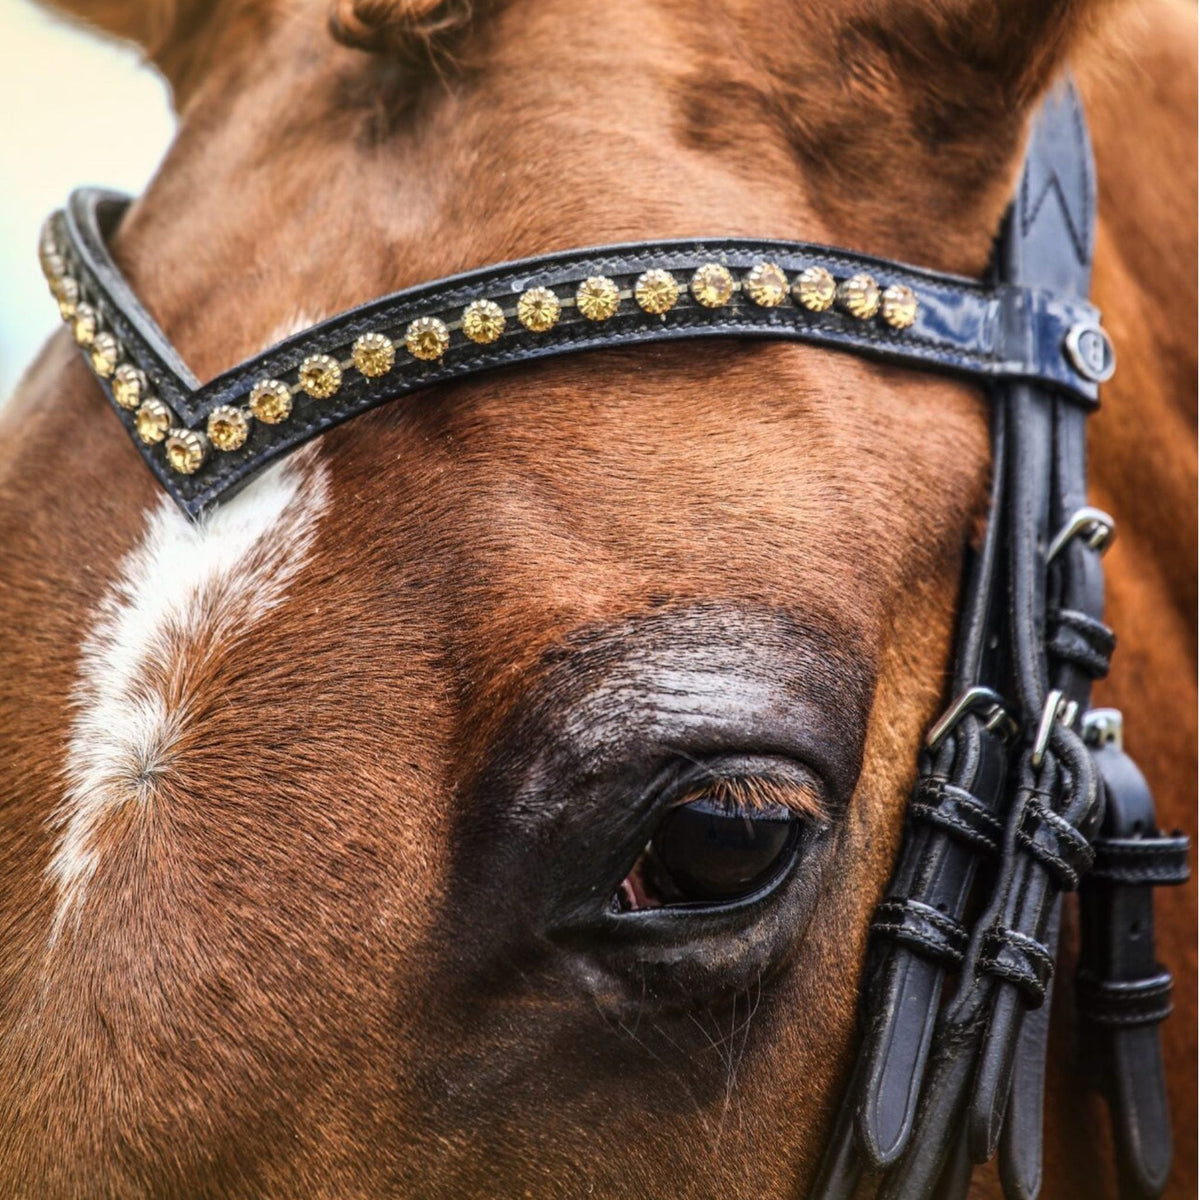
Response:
[47, 447, 330, 940]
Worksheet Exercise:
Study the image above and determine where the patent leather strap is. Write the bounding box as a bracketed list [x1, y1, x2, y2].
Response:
[46, 188, 1109, 517]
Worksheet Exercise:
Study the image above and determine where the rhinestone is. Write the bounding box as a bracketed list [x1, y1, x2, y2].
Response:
[207, 405, 250, 451]
[41, 251, 66, 284]
[90, 332, 121, 378]
[298, 354, 342, 399]
[405, 316, 451, 362]
[881, 283, 919, 330]
[690, 263, 735, 308]
[517, 287, 561, 332]
[352, 332, 395, 377]
[38, 217, 59, 270]
[135, 398, 172, 445]
[112, 363, 145, 409]
[745, 262, 789, 307]
[576, 276, 620, 321]
[72, 303, 99, 346]
[634, 269, 679, 315]
[836, 273, 881, 320]
[165, 429, 208, 475]
[54, 276, 80, 319]
[793, 266, 836, 312]
[462, 299, 506, 344]
[249, 379, 293, 424]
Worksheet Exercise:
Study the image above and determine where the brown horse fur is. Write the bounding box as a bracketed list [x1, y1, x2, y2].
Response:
[0, 0, 1194, 1196]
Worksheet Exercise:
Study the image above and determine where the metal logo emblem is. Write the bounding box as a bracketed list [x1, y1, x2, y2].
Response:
[1064, 322, 1116, 383]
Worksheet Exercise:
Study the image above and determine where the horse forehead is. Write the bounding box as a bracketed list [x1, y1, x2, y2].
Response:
[44, 447, 333, 929]
[315, 342, 990, 604]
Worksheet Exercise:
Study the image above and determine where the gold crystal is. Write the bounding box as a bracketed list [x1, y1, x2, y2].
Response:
[207, 405, 250, 451]
[112, 363, 144, 410]
[462, 299, 506, 344]
[352, 332, 395, 377]
[745, 262, 789, 307]
[90, 332, 121, 378]
[135, 399, 171, 445]
[837, 273, 881, 320]
[634, 269, 679, 315]
[38, 218, 59, 272]
[881, 283, 919, 330]
[576, 276, 620, 321]
[690, 263, 735, 308]
[298, 354, 342, 399]
[405, 317, 450, 361]
[794, 266, 836, 312]
[249, 379, 293, 424]
[72, 302, 98, 347]
[517, 287, 561, 332]
[165, 429, 208, 475]
[41, 251, 66, 284]
[54, 276, 80, 319]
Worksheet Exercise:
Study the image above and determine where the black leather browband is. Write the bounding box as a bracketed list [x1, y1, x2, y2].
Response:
[43, 188, 1115, 518]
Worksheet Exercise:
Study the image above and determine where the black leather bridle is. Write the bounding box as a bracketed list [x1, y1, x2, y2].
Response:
[38, 78, 1188, 1199]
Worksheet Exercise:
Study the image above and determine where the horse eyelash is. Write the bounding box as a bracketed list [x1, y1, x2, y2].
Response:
[672, 774, 826, 822]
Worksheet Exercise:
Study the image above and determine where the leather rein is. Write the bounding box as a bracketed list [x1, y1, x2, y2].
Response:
[37, 78, 1188, 1199]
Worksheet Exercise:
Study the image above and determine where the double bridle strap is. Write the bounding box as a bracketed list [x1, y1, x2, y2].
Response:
[813, 83, 1188, 1200]
[37, 75, 1185, 1200]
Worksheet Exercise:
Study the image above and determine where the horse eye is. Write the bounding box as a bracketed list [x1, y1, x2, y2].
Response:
[617, 792, 802, 911]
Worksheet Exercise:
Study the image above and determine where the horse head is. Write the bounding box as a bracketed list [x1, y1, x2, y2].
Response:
[1, 0, 1194, 1195]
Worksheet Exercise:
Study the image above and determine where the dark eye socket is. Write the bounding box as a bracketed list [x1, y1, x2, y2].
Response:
[616, 774, 819, 912]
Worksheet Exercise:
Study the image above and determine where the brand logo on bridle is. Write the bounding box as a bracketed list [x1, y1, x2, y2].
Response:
[1064, 321, 1116, 383]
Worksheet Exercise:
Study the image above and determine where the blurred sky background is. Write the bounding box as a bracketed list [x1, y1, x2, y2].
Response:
[1, 1, 175, 401]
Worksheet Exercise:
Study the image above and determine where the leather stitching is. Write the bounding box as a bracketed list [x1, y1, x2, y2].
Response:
[1016, 797, 1094, 889]
[58, 191, 1104, 516]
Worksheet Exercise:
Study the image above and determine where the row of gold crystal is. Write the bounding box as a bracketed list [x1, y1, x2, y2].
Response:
[227, 264, 918, 473]
[41, 224, 919, 477]
[38, 218, 214, 475]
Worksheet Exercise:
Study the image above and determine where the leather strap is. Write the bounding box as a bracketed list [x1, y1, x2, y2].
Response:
[47, 188, 1111, 517]
[1089, 835, 1191, 886]
[811, 78, 1150, 1200]
[1077, 737, 1190, 1198]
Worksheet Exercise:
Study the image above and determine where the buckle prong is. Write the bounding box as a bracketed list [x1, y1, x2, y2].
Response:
[926, 686, 1017, 753]
[1047, 507, 1115, 563]
[1031, 689, 1078, 769]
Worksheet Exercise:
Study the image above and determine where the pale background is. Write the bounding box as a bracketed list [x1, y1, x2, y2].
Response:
[1, 0, 175, 401]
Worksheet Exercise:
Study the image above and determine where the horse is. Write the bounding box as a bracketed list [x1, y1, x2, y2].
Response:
[0, 0, 1194, 1195]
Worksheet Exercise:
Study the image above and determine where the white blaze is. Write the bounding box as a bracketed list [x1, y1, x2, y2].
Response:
[47, 447, 330, 938]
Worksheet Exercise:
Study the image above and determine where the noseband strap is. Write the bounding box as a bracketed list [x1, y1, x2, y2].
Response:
[36, 74, 1184, 1200]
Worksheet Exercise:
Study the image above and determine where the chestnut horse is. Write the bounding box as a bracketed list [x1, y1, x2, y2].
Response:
[0, 0, 1194, 1196]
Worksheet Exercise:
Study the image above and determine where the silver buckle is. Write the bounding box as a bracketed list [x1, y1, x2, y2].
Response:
[1031, 689, 1080, 769]
[1082, 707, 1123, 752]
[1047, 507, 1115, 562]
[926, 686, 1017, 753]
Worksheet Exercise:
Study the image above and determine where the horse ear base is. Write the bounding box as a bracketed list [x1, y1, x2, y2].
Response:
[328, 0, 487, 72]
